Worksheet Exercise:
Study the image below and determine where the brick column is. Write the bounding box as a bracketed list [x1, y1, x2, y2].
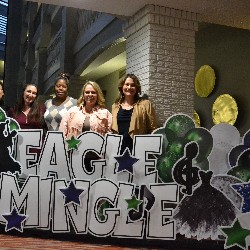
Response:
[124, 5, 198, 125]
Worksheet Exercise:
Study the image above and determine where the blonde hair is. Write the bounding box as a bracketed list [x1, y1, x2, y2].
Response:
[77, 81, 106, 108]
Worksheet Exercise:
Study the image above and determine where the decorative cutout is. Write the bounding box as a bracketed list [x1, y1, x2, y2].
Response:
[228, 149, 250, 182]
[154, 114, 212, 183]
[208, 123, 240, 175]
[174, 170, 237, 240]
[172, 142, 200, 195]
[193, 110, 201, 127]
[115, 148, 139, 175]
[3, 108, 250, 247]
[59, 180, 86, 206]
[212, 94, 238, 125]
[228, 129, 250, 168]
[195, 65, 216, 97]
[220, 219, 250, 249]
[66, 135, 81, 151]
[125, 195, 143, 212]
[2, 207, 28, 232]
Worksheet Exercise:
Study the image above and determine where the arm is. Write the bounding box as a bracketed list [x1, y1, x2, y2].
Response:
[8, 107, 15, 118]
[97, 109, 112, 135]
[111, 103, 119, 134]
[145, 100, 158, 134]
[40, 104, 48, 136]
[59, 108, 71, 138]
[107, 110, 112, 133]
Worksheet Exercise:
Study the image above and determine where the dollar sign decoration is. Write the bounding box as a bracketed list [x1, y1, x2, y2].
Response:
[173, 142, 200, 195]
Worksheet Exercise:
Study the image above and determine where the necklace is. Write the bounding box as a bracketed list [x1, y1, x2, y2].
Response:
[121, 102, 134, 110]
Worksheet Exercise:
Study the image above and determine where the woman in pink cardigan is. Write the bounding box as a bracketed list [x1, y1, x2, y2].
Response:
[59, 81, 112, 172]
[59, 81, 112, 139]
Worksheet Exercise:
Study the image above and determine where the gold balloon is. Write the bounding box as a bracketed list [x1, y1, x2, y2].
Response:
[212, 94, 238, 125]
[193, 110, 201, 127]
[195, 65, 216, 97]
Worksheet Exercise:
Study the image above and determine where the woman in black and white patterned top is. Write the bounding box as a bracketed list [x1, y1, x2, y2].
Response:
[44, 73, 77, 131]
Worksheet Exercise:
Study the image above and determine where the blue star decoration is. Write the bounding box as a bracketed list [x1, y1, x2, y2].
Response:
[125, 195, 143, 212]
[232, 183, 250, 213]
[2, 207, 28, 232]
[59, 181, 86, 206]
[115, 148, 139, 174]
[66, 135, 81, 151]
[220, 218, 250, 249]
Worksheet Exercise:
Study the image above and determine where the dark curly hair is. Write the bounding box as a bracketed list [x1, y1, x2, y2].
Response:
[54, 73, 70, 86]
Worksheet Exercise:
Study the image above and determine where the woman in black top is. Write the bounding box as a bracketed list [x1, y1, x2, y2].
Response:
[112, 74, 157, 154]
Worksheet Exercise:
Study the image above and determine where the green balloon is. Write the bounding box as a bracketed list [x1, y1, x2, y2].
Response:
[153, 128, 168, 155]
[185, 128, 213, 164]
[9, 119, 20, 131]
[0, 108, 6, 122]
[227, 150, 250, 182]
[166, 114, 195, 137]
[158, 137, 188, 183]
[157, 154, 176, 183]
[164, 127, 177, 143]
[237, 150, 250, 168]
[227, 166, 250, 182]
[166, 137, 188, 159]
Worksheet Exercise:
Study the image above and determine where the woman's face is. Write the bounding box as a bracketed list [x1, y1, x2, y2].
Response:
[54, 79, 68, 99]
[122, 77, 137, 99]
[23, 85, 37, 106]
[83, 84, 98, 107]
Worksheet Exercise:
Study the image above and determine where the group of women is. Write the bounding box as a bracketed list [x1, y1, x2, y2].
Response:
[1, 73, 157, 154]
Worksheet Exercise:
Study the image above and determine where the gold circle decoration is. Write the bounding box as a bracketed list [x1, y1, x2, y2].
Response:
[193, 110, 201, 127]
[212, 94, 238, 125]
[195, 65, 216, 97]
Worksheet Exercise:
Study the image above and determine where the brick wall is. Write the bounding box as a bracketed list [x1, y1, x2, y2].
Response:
[125, 5, 198, 126]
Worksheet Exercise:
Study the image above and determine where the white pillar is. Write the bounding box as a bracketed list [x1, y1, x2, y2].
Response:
[125, 5, 199, 125]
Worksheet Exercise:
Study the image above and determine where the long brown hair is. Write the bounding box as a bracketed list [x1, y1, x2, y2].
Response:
[14, 83, 43, 123]
[115, 73, 141, 104]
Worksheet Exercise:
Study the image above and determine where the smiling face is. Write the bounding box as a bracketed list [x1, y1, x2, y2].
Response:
[83, 84, 98, 107]
[122, 77, 137, 99]
[23, 85, 37, 106]
[54, 79, 68, 100]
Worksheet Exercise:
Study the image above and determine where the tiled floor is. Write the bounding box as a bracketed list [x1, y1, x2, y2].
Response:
[0, 232, 229, 250]
[0, 234, 153, 250]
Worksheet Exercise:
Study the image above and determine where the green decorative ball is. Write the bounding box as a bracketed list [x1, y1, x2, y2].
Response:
[185, 128, 213, 164]
[0, 108, 6, 122]
[9, 119, 20, 131]
[227, 166, 250, 182]
[157, 154, 176, 183]
[166, 137, 188, 159]
[166, 114, 195, 138]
